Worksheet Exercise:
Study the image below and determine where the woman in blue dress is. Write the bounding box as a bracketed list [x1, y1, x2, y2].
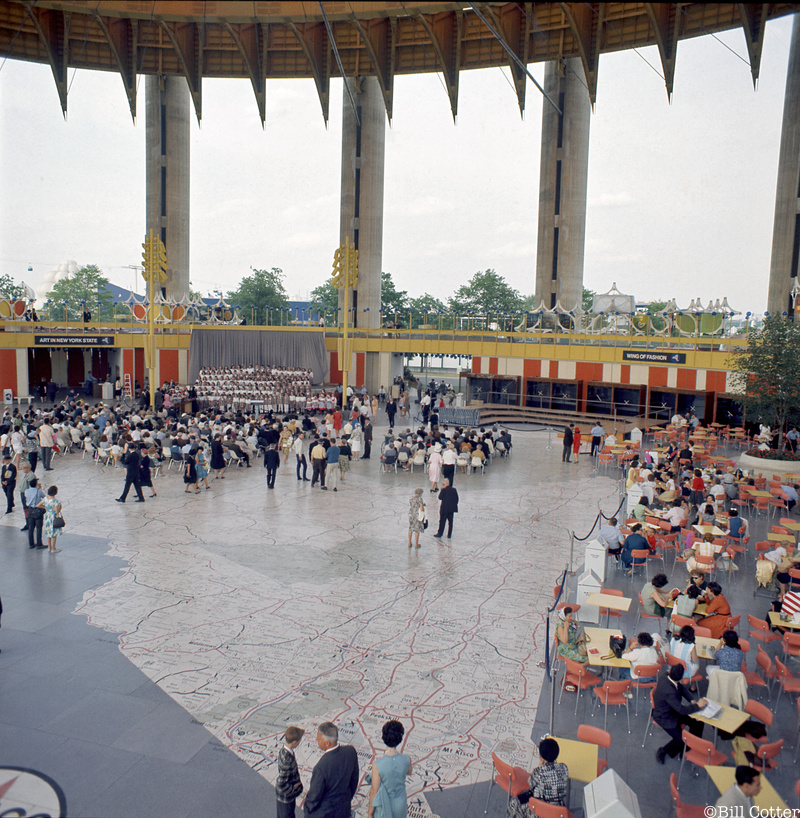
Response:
[368, 720, 412, 818]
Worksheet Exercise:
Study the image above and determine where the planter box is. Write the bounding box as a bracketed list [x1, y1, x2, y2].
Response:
[739, 452, 800, 479]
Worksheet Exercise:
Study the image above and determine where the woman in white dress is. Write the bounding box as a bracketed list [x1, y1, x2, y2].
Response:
[427, 443, 443, 493]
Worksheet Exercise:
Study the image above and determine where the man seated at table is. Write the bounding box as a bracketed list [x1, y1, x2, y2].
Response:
[598, 516, 625, 563]
[506, 738, 569, 817]
[653, 663, 707, 764]
[780, 483, 800, 513]
[715, 765, 761, 810]
[641, 574, 670, 619]
[621, 524, 649, 573]
[727, 509, 747, 540]
[619, 632, 659, 682]
[663, 499, 687, 533]
[696, 582, 731, 639]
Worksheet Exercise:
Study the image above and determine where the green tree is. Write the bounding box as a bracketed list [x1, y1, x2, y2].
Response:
[0, 273, 23, 300]
[46, 264, 115, 321]
[409, 293, 447, 328]
[448, 269, 524, 317]
[729, 316, 800, 450]
[309, 280, 339, 317]
[582, 287, 596, 312]
[381, 271, 409, 326]
[227, 267, 289, 325]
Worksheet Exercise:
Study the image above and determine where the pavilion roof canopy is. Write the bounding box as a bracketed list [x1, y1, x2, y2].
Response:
[0, 1, 793, 123]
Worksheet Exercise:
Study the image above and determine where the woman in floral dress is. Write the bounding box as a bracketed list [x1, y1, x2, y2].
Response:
[41, 484, 62, 553]
[408, 488, 425, 549]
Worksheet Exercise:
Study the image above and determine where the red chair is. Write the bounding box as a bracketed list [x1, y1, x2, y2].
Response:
[671, 615, 695, 632]
[775, 656, 800, 705]
[725, 614, 741, 631]
[635, 591, 664, 631]
[755, 738, 784, 771]
[794, 699, 800, 764]
[748, 614, 782, 645]
[577, 724, 611, 776]
[665, 653, 702, 688]
[528, 798, 573, 818]
[483, 752, 530, 814]
[592, 679, 631, 733]
[678, 730, 728, 800]
[628, 549, 649, 578]
[744, 699, 772, 746]
[693, 625, 713, 639]
[782, 632, 800, 662]
[756, 646, 777, 697]
[740, 640, 768, 696]
[642, 689, 660, 748]
[558, 657, 602, 716]
[669, 772, 707, 818]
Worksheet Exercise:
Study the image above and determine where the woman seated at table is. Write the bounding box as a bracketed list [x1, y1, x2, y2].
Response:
[641, 574, 670, 618]
[506, 738, 569, 817]
[619, 632, 659, 682]
[633, 496, 651, 524]
[726, 509, 747, 541]
[669, 625, 700, 688]
[775, 550, 800, 600]
[696, 582, 731, 639]
[626, 460, 641, 491]
[670, 584, 702, 633]
[699, 500, 717, 524]
[707, 630, 744, 676]
[555, 607, 587, 664]
[684, 532, 716, 573]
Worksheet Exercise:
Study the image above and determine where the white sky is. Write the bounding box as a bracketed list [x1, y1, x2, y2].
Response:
[0, 14, 795, 312]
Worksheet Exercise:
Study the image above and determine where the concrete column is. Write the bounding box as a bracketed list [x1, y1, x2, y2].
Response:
[339, 76, 386, 394]
[768, 15, 800, 317]
[534, 59, 591, 313]
[145, 75, 191, 301]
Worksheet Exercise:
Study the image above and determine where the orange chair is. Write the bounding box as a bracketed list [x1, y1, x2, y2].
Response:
[577, 724, 611, 776]
[558, 657, 602, 716]
[665, 653, 702, 687]
[782, 632, 800, 662]
[693, 625, 713, 638]
[725, 614, 742, 631]
[628, 549, 649, 578]
[678, 730, 728, 799]
[528, 798, 573, 818]
[641, 689, 660, 748]
[592, 679, 631, 733]
[756, 646, 777, 696]
[671, 615, 695, 631]
[669, 772, 707, 818]
[744, 699, 773, 746]
[794, 699, 800, 763]
[740, 640, 768, 696]
[631, 663, 660, 716]
[694, 554, 716, 580]
[775, 656, 800, 705]
[635, 591, 665, 632]
[755, 738, 784, 771]
[483, 752, 530, 814]
[748, 614, 782, 645]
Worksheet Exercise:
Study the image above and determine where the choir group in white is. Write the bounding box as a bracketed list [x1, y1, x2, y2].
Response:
[194, 365, 314, 413]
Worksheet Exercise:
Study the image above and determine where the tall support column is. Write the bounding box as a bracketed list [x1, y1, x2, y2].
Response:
[145, 75, 190, 301]
[339, 76, 386, 392]
[534, 59, 591, 313]
[768, 15, 800, 317]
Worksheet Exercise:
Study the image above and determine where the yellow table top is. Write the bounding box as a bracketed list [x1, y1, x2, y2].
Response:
[583, 627, 629, 668]
[777, 520, 800, 532]
[706, 766, 788, 810]
[693, 524, 728, 537]
[768, 611, 800, 630]
[585, 593, 632, 612]
[690, 701, 749, 733]
[768, 532, 795, 543]
[695, 636, 722, 660]
[748, 490, 773, 498]
[548, 737, 598, 783]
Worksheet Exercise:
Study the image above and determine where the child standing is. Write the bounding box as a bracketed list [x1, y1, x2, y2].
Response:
[276, 725, 305, 817]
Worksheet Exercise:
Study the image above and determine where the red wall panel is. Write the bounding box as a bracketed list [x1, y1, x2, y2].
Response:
[620, 365, 630, 384]
[549, 361, 559, 379]
[677, 369, 696, 390]
[488, 357, 498, 375]
[523, 359, 541, 378]
[648, 367, 668, 387]
[329, 351, 342, 385]
[160, 349, 179, 385]
[471, 356, 481, 373]
[706, 370, 726, 393]
[0, 349, 16, 394]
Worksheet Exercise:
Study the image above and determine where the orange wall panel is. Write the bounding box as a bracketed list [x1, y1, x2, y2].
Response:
[488, 357, 498, 375]
[549, 361, 559, 379]
[677, 369, 696, 390]
[0, 349, 16, 394]
[471, 356, 481, 373]
[620, 365, 630, 384]
[648, 367, 668, 387]
[523, 359, 541, 378]
[706, 370, 726, 393]
[576, 362, 603, 383]
[160, 349, 179, 385]
[329, 351, 342, 385]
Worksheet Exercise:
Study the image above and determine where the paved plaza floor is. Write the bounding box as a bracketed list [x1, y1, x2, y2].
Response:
[3, 421, 797, 817]
[0, 421, 621, 817]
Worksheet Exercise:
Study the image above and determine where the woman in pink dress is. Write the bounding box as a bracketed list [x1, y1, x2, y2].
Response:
[572, 427, 582, 463]
[427, 443, 443, 493]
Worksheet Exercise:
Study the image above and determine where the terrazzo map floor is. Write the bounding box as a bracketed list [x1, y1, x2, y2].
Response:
[1, 426, 620, 816]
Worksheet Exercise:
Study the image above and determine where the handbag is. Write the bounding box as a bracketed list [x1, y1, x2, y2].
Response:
[53, 513, 65, 529]
[608, 634, 627, 659]
[416, 504, 428, 530]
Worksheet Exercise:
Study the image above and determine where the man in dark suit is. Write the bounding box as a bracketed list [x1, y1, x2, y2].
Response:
[361, 419, 372, 460]
[434, 478, 459, 540]
[653, 663, 706, 764]
[264, 443, 280, 489]
[116, 443, 145, 503]
[304, 722, 359, 817]
[562, 424, 574, 463]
